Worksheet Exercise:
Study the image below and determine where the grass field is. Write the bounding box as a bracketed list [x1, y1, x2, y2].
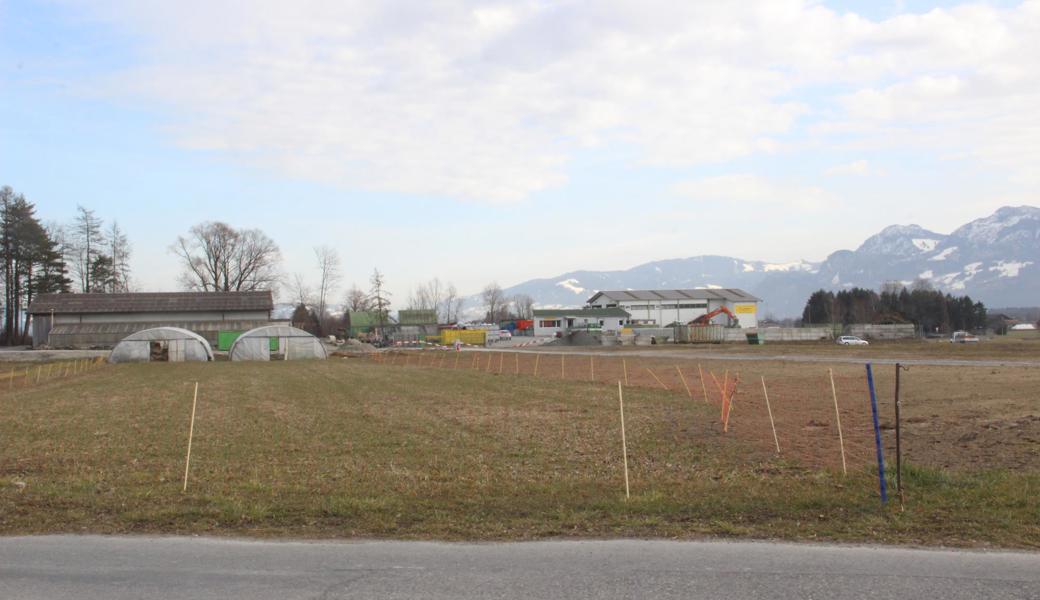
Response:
[1, 356, 1038, 547]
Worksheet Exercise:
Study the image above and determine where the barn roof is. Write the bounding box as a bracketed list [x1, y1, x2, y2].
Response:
[28, 291, 274, 315]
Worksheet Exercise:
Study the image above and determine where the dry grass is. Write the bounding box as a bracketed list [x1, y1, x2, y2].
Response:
[0, 357, 1037, 547]
[541, 335, 1040, 361]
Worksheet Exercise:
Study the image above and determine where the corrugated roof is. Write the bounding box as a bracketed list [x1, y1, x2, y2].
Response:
[588, 288, 761, 303]
[533, 307, 631, 318]
[28, 291, 274, 314]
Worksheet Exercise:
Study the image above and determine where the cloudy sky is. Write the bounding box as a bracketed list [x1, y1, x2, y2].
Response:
[2, 0, 1038, 304]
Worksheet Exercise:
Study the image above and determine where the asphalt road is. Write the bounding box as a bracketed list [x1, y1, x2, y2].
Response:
[1, 536, 1038, 599]
[477, 346, 1040, 368]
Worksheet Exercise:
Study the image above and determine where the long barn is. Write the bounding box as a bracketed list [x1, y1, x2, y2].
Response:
[28, 291, 276, 349]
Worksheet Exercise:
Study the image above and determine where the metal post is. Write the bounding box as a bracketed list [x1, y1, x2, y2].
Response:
[866, 364, 888, 504]
[895, 363, 908, 509]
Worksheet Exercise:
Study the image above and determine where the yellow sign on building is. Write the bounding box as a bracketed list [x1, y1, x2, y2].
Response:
[734, 303, 757, 314]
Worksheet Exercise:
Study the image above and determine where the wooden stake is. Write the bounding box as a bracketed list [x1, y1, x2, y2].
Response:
[182, 382, 199, 492]
[698, 364, 709, 403]
[560, 354, 565, 379]
[8, 367, 14, 390]
[590, 356, 595, 382]
[676, 366, 692, 399]
[498, 352, 504, 374]
[515, 353, 519, 375]
[534, 354, 540, 377]
[35, 365, 42, 384]
[646, 368, 669, 391]
[618, 381, 630, 500]
[24, 368, 29, 386]
[454, 352, 460, 370]
[472, 354, 480, 369]
[64, 363, 70, 377]
[829, 368, 848, 476]
[622, 359, 629, 386]
[761, 376, 780, 454]
[486, 353, 493, 372]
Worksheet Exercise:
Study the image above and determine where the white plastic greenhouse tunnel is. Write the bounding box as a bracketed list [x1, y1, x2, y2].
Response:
[228, 325, 328, 361]
[109, 327, 214, 363]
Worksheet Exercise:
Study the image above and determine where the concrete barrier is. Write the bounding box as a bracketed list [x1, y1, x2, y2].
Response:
[847, 324, 916, 340]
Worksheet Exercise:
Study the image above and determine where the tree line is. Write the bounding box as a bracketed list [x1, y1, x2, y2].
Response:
[802, 282, 987, 334]
[2, 187, 136, 344]
[2, 184, 525, 342]
[1, 187, 70, 344]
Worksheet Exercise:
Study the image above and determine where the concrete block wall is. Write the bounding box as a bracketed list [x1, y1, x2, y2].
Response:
[847, 324, 916, 339]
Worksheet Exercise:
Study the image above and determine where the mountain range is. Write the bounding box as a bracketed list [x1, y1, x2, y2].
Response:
[494, 206, 1040, 318]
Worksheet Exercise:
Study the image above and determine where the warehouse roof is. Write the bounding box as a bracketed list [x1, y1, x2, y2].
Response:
[533, 307, 631, 318]
[28, 291, 274, 315]
[586, 288, 760, 304]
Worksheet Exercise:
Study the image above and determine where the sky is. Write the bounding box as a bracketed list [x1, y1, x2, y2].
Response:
[2, 0, 1038, 305]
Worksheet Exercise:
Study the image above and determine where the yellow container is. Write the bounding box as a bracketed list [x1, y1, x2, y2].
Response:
[439, 329, 487, 346]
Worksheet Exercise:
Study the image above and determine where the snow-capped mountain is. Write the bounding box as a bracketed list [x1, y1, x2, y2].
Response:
[487, 206, 1040, 318]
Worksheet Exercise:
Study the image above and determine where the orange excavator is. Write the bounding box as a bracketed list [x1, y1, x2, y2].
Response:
[689, 306, 740, 328]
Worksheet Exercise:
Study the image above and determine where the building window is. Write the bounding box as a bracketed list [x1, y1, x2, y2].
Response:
[539, 320, 561, 328]
[678, 303, 708, 309]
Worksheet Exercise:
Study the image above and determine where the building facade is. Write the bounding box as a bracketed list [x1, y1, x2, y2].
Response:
[28, 291, 276, 349]
[584, 289, 760, 328]
[533, 307, 631, 337]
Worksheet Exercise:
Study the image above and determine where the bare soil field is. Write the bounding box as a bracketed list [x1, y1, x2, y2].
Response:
[1, 357, 1037, 546]
[533, 336, 1040, 362]
[387, 350, 1040, 472]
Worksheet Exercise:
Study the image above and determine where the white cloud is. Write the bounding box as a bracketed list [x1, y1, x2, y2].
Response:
[825, 159, 871, 176]
[672, 174, 835, 211]
[62, 0, 1040, 200]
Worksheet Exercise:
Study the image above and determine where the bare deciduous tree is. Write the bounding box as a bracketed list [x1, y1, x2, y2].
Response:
[442, 283, 463, 324]
[345, 284, 370, 312]
[171, 222, 281, 292]
[314, 246, 341, 330]
[290, 272, 312, 307]
[70, 205, 105, 293]
[481, 281, 506, 323]
[108, 221, 132, 292]
[512, 294, 535, 319]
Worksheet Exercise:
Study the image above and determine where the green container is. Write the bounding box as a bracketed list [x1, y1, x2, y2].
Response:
[746, 332, 764, 345]
[218, 331, 279, 351]
[218, 331, 241, 351]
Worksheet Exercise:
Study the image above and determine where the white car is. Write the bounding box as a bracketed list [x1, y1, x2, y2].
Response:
[837, 335, 869, 346]
[950, 331, 979, 343]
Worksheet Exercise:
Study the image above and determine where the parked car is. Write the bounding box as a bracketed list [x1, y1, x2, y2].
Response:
[837, 335, 869, 346]
[497, 330, 513, 339]
[950, 331, 980, 343]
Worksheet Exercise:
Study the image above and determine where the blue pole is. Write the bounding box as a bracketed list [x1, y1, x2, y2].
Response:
[866, 364, 888, 504]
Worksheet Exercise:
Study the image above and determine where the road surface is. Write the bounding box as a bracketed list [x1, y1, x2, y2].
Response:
[1, 536, 1037, 599]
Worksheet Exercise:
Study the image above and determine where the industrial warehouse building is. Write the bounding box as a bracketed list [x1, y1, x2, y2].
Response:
[28, 291, 276, 349]
[584, 289, 760, 328]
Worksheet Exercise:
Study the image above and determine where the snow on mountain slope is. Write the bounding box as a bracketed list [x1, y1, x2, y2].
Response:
[474, 206, 1040, 318]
